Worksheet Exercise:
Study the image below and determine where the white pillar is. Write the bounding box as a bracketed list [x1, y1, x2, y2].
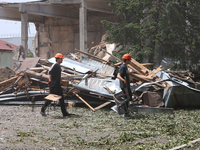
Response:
[21, 12, 28, 58]
[79, 0, 87, 54]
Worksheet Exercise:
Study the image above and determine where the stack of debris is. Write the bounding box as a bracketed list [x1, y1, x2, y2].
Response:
[1, 42, 200, 113]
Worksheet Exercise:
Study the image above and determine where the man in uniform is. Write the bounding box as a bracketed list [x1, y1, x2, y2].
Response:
[117, 54, 132, 117]
[40, 53, 70, 117]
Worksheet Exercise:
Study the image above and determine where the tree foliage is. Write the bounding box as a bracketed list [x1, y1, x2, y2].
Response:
[101, 0, 200, 70]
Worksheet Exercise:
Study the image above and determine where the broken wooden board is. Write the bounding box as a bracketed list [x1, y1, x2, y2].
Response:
[94, 101, 112, 111]
[147, 65, 162, 78]
[129, 59, 152, 76]
[141, 63, 154, 66]
[25, 69, 49, 80]
[19, 57, 40, 72]
[73, 91, 95, 111]
[75, 49, 108, 63]
[0, 76, 19, 87]
[45, 94, 61, 101]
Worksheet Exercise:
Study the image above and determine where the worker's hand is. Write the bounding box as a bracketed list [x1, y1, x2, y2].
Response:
[48, 80, 52, 86]
[123, 79, 126, 84]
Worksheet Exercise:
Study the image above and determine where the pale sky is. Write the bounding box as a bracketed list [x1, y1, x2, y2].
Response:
[0, 0, 41, 37]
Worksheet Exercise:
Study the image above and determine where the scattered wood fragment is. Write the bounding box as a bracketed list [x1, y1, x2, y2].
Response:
[0, 76, 20, 87]
[94, 101, 112, 111]
[141, 63, 153, 66]
[45, 94, 61, 101]
[75, 49, 109, 63]
[147, 65, 162, 78]
[73, 91, 95, 111]
[87, 41, 94, 53]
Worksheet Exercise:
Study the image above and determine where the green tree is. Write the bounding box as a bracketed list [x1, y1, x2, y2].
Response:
[101, 0, 200, 71]
[27, 52, 34, 58]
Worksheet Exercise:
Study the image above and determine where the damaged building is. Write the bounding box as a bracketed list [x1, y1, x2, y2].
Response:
[0, 0, 117, 58]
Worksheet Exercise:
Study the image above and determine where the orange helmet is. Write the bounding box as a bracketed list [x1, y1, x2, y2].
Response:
[122, 54, 131, 60]
[55, 53, 64, 59]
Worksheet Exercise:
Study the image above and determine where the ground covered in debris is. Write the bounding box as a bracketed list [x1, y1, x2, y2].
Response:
[0, 106, 200, 149]
[0, 67, 15, 82]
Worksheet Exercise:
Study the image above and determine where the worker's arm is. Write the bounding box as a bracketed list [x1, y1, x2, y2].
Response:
[48, 74, 51, 81]
[48, 74, 52, 86]
[117, 73, 126, 84]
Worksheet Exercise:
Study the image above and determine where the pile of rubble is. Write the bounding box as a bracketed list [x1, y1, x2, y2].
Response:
[1, 42, 200, 114]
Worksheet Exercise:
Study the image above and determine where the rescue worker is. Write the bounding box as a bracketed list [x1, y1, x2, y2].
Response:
[40, 53, 70, 117]
[117, 54, 132, 117]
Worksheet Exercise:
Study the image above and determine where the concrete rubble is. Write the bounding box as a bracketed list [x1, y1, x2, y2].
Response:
[1, 43, 200, 115]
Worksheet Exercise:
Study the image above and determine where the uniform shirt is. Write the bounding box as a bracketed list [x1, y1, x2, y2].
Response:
[118, 63, 132, 100]
[49, 63, 61, 88]
[118, 64, 130, 88]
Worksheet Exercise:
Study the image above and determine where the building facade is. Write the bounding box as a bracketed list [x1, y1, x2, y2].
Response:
[0, 39, 17, 68]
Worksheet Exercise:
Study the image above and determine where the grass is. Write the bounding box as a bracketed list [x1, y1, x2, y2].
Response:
[1, 106, 200, 149]
[65, 108, 200, 149]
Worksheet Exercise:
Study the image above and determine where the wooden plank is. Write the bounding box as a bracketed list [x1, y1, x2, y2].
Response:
[29, 67, 45, 71]
[0, 76, 19, 87]
[19, 57, 40, 72]
[104, 85, 113, 94]
[102, 49, 122, 62]
[114, 62, 122, 66]
[25, 69, 49, 80]
[87, 41, 94, 53]
[70, 53, 78, 60]
[130, 73, 152, 81]
[102, 49, 143, 75]
[147, 65, 162, 78]
[75, 49, 108, 63]
[45, 94, 61, 101]
[130, 59, 152, 75]
[24, 105, 43, 107]
[17, 77, 25, 86]
[27, 88, 46, 91]
[141, 63, 154, 66]
[94, 101, 112, 111]
[72, 91, 95, 111]
[169, 138, 200, 150]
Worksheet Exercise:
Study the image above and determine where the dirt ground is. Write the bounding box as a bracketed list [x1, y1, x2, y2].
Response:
[0, 105, 116, 150]
[0, 105, 200, 150]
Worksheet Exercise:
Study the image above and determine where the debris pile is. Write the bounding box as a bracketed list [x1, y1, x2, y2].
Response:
[0, 67, 15, 82]
[1, 42, 200, 113]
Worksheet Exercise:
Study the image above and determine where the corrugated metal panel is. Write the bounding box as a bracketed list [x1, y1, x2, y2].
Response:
[78, 78, 112, 94]
[164, 86, 200, 108]
[48, 57, 115, 75]
[48, 57, 93, 74]
[156, 71, 200, 108]
[82, 58, 115, 75]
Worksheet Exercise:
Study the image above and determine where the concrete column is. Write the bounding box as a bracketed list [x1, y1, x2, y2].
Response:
[79, 0, 87, 53]
[21, 12, 28, 58]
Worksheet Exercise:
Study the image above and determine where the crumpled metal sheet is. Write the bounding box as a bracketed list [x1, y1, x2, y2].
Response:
[75, 78, 118, 97]
[81, 58, 115, 75]
[157, 71, 200, 108]
[48, 57, 93, 74]
[48, 57, 115, 75]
